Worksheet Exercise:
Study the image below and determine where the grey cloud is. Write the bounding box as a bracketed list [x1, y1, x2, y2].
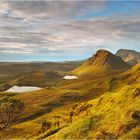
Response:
[1, 17, 140, 54]
[5, 1, 106, 20]
[0, 1, 140, 58]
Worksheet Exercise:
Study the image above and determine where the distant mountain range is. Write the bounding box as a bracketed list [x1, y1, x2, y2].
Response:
[116, 49, 140, 65]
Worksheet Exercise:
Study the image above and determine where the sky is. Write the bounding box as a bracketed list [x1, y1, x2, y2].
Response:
[0, 1, 140, 62]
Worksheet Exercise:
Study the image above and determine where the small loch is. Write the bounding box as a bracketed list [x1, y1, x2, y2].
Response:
[5, 86, 42, 93]
[63, 75, 78, 80]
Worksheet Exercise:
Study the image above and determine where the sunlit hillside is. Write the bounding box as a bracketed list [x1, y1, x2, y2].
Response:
[0, 50, 139, 139]
[73, 49, 130, 76]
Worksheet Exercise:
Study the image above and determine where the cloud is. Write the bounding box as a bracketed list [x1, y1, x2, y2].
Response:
[0, 1, 140, 61]
[4, 1, 106, 19]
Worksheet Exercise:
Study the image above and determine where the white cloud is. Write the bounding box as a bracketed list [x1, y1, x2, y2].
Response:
[0, 1, 140, 61]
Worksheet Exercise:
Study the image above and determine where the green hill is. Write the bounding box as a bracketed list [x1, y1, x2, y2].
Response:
[46, 83, 140, 139]
[0, 61, 82, 84]
[0, 50, 139, 139]
[9, 70, 63, 87]
[0, 70, 64, 92]
[73, 49, 130, 76]
[116, 49, 140, 65]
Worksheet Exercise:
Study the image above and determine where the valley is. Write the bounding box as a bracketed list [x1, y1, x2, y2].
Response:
[0, 49, 140, 139]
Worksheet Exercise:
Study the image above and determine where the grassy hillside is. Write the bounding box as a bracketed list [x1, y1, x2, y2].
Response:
[0, 53, 139, 139]
[0, 70, 64, 91]
[46, 83, 140, 139]
[0, 61, 82, 84]
[109, 63, 140, 91]
[0, 61, 83, 91]
[73, 49, 130, 76]
[32, 62, 140, 139]
[10, 70, 64, 87]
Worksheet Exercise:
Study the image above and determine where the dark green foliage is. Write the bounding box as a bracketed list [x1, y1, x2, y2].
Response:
[0, 83, 12, 92]
[132, 88, 140, 99]
[110, 77, 117, 83]
[95, 130, 116, 139]
[0, 96, 24, 129]
[41, 121, 52, 133]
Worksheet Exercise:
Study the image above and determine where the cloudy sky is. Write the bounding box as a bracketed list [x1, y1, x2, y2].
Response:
[0, 1, 140, 61]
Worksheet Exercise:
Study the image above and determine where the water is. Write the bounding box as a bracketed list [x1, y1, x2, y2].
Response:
[5, 86, 42, 93]
[63, 75, 78, 80]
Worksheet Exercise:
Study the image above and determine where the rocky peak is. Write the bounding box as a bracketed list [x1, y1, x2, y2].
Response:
[87, 49, 130, 70]
[88, 49, 114, 65]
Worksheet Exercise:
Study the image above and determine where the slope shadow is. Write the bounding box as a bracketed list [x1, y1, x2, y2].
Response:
[16, 92, 82, 124]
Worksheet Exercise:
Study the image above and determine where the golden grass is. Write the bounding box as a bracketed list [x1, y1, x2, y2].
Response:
[0, 63, 140, 139]
[46, 83, 140, 139]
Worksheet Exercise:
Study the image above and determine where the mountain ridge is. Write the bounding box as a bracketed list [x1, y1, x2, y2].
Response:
[74, 49, 130, 76]
[116, 49, 140, 65]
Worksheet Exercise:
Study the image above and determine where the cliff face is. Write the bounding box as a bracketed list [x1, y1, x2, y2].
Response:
[87, 49, 130, 70]
[74, 49, 130, 76]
